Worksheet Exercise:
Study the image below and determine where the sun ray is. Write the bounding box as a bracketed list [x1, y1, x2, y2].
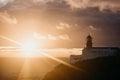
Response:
[18, 58, 31, 80]
[38, 51, 85, 72]
[0, 35, 22, 46]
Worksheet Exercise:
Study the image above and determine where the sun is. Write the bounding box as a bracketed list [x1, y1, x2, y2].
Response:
[21, 40, 38, 57]
[22, 42, 36, 52]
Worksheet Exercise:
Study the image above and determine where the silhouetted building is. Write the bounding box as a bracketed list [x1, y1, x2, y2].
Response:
[70, 34, 120, 63]
[86, 34, 93, 48]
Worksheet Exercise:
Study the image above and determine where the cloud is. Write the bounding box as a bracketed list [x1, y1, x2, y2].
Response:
[48, 34, 58, 40]
[48, 34, 71, 40]
[89, 25, 101, 31]
[0, 0, 15, 8]
[33, 0, 49, 4]
[48, 34, 71, 41]
[56, 22, 71, 30]
[59, 34, 71, 40]
[0, 11, 18, 24]
[0, 0, 70, 11]
[34, 33, 71, 41]
[1, 0, 119, 12]
[33, 32, 47, 40]
[5, 0, 35, 10]
[65, 0, 120, 12]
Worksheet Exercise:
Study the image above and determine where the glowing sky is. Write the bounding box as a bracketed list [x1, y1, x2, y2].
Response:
[0, 0, 120, 48]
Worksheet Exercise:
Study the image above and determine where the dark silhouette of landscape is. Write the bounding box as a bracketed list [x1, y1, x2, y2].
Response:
[43, 56, 120, 80]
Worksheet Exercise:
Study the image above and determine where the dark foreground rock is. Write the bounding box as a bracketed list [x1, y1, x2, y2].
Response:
[43, 56, 120, 80]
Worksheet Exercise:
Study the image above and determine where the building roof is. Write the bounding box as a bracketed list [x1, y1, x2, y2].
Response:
[84, 47, 120, 49]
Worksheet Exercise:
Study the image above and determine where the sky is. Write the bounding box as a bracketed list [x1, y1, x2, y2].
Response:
[0, 0, 120, 48]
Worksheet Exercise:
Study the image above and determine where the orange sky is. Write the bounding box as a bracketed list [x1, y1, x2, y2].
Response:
[0, 0, 119, 48]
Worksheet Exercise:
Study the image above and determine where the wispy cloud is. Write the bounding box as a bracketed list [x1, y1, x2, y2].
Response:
[48, 34, 71, 41]
[48, 34, 58, 40]
[59, 34, 71, 40]
[56, 22, 71, 30]
[89, 25, 101, 31]
[34, 32, 71, 41]
[65, 0, 120, 12]
[0, 11, 18, 24]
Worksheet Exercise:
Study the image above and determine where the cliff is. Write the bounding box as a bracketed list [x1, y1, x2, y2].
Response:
[43, 56, 120, 80]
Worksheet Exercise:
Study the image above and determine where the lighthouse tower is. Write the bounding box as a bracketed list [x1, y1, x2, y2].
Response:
[86, 34, 93, 48]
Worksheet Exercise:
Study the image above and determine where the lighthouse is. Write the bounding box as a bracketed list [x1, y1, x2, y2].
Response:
[69, 34, 120, 64]
[86, 34, 93, 48]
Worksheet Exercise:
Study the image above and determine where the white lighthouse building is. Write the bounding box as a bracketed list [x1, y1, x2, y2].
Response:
[70, 34, 120, 63]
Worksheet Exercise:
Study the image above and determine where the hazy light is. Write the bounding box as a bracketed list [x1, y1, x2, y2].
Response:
[22, 42, 36, 52]
[21, 40, 38, 57]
